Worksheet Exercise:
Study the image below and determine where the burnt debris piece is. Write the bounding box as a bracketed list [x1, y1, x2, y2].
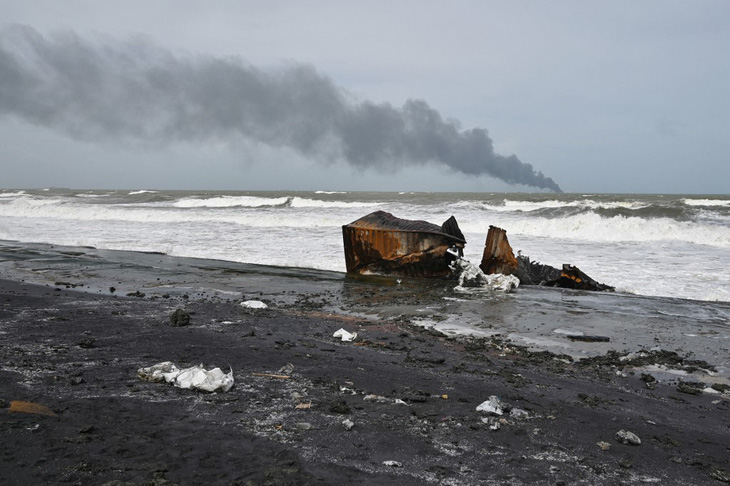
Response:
[342, 210, 466, 278]
[481, 226, 614, 291]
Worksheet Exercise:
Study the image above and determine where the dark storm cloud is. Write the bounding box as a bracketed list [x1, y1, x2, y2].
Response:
[0, 25, 561, 191]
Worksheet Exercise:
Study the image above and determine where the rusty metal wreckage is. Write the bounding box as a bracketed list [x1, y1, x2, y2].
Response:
[342, 210, 613, 291]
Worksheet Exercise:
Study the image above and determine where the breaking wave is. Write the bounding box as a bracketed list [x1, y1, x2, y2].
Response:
[288, 197, 380, 209]
[682, 198, 730, 207]
[452, 198, 652, 213]
[172, 195, 290, 208]
[459, 212, 730, 249]
[0, 190, 27, 198]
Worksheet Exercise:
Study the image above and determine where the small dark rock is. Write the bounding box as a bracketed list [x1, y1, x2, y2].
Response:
[64, 434, 93, 444]
[109, 286, 116, 293]
[652, 435, 680, 447]
[677, 382, 703, 395]
[640, 373, 656, 383]
[126, 290, 145, 298]
[170, 308, 191, 327]
[618, 457, 634, 469]
[329, 400, 351, 414]
[78, 338, 96, 349]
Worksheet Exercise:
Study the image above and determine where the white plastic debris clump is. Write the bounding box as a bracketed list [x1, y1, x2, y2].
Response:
[476, 395, 504, 415]
[138, 361, 234, 392]
[451, 258, 519, 293]
[240, 300, 268, 309]
[333, 328, 357, 342]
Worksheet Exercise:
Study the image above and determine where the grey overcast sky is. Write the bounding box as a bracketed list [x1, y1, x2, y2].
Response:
[1, 1, 729, 194]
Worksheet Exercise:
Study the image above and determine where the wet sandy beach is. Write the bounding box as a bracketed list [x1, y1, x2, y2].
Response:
[1, 241, 729, 484]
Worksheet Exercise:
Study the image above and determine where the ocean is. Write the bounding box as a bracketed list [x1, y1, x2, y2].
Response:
[1, 189, 728, 303]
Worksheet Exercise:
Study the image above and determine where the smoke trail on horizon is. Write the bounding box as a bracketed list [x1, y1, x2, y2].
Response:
[0, 25, 562, 192]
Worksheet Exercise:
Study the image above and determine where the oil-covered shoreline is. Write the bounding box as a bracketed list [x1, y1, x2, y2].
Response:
[1, 241, 729, 484]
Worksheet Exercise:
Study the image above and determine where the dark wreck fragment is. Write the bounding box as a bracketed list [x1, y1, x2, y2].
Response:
[342, 210, 466, 278]
[517, 258, 615, 291]
[480, 226, 614, 291]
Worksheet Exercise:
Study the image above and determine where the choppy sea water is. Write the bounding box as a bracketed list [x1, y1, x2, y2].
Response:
[1, 189, 728, 302]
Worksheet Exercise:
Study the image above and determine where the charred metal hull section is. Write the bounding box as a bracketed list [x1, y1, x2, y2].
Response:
[479, 226, 519, 276]
[342, 211, 466, 278]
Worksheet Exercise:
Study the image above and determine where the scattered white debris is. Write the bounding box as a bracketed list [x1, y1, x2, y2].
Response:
[363, 394, 389, 403]
[481, 416, 501, 430]
[278, 363, 295, 375]
[553, 328, 584, 336]
[615, 429, 641, 445]
[383, 460, 402, 467]
[137, 361, 179, 382]
[342, 419, 355, 430]
[240, 300, 268, 309]
[333, 328, 357, 342]
[394, 399, 410, 406]
[476, 396, 504, 415]
[597, 441, 611, 451]
[510, 408, 529, 419]
[137, 362, 234, 392]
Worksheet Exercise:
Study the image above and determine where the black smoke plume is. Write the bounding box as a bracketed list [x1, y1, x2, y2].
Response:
[0, 25, 562, 192]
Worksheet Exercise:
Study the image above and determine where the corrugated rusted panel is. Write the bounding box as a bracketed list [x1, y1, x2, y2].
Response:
[345, 210, 464, 241]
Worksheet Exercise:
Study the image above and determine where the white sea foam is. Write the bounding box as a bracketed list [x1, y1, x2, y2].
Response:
[288, 197, 380, 209]
[0, 190, 27, 198]
[128, 190, 158, 195]
[452, 198, 650, 213]
[315, 190, 348, 194]
[682, 198, 730, 207]
[172, 195, 290, 208]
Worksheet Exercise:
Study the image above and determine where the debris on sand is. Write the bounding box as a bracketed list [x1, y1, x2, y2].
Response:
[137, 361, 234, 392]
[615, 429, 641, 445]
[8, 400, 58, 417]
[476, 396, 505, 415]
[333, 328, 357, 342]
[240, 300, 268, 309]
